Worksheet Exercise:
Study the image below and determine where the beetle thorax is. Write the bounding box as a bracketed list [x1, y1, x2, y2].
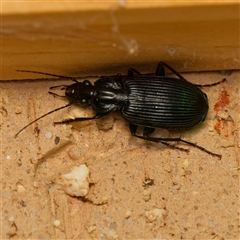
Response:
[91, 88, 126, 113]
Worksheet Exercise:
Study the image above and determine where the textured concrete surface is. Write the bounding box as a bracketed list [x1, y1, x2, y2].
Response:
[1, 70, 239, 239]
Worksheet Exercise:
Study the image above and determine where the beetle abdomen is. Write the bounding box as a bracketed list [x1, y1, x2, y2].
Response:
[122, 76, 209, 130]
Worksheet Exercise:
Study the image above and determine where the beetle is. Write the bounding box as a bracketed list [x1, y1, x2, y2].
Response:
[15, 62, 225, 158]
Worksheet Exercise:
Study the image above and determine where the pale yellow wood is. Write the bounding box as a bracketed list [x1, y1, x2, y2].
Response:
[2, 0, 238, 14]
[1, 2, 239, 80]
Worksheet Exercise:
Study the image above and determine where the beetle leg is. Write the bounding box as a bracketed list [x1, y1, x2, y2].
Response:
[159, 62, 226, 89]
[116, 73, 122, 81]
[158, 62, 186, 80]
[129, 123, 138, 135]
[115, 73, 124, 85]
[143, 127, 155, 136]
[156, 63, 165, 76]
[129, 124, 221, 158]
[130, 125, 188, 152]
[143, 127, 189, 152]
[146, 135, 221, 159]
[128, 68, 141, 77]
[178, 139, 222, 159]
[54, 112, 109, 125]
[130, 124, 154, 136]
[159, 141, 189, 152]
[195, 78, 227, 87]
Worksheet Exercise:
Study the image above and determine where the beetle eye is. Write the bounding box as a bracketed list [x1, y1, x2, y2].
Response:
[83, 80, 90, 86]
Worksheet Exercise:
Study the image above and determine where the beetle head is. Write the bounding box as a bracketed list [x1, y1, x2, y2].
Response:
[66, 80, 94, 105]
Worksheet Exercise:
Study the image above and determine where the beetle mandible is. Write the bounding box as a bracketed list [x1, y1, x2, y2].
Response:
[15, 62, 225, 158]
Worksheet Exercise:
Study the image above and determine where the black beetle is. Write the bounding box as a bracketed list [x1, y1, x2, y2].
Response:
[16, 62, 225, 158]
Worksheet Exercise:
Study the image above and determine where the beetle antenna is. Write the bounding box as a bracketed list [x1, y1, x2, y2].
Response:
[15, 101, 73, 138]
[16, 70, 78, 83]
[49, 85, 68, 90]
